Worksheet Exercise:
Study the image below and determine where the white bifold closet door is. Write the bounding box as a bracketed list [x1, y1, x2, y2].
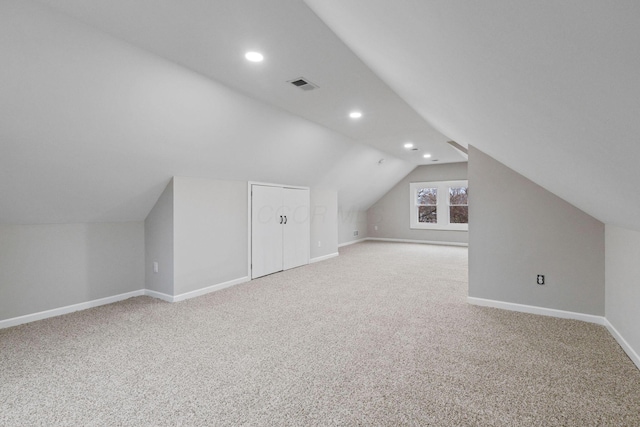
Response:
[251, 185, 284, 279]
[251, 185, 309, 279]
[282, 188, 310, 270]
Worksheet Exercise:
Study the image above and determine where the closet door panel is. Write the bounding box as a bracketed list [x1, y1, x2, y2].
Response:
[251, 185, 284, 278]
[283, 188, 310, 270]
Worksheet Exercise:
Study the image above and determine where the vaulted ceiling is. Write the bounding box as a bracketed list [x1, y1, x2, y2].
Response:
[0, 0, 463, 224]
[2, 0, 639, 231]
[306, 0, 640, 231]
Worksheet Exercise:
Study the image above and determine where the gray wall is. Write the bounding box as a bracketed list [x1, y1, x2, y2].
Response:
[310, 189, 338, 259]
[367, 163, 468, 244]
[605, 225, 640, 362]
[144, 179, 174, 295]
[1, 179, 342, 321]
[144, 179, 341, 298]
[338, 208, 368, 245]
[468, 146, 605, 315]
[173, 177, 248, 296]
[0, 222, 144, 320]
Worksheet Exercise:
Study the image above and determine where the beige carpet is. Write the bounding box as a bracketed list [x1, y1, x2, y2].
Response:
[1, 242, 639, 426]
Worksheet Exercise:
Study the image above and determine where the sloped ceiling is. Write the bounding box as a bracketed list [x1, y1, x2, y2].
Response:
[1, 0, 453, 224]
[305, 0, 640, 231]
[35, 0, 459, 165]
[7, 1, 635, 230]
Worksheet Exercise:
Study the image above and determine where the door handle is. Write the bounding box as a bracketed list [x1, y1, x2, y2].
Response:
[284, 215, 287, 224]
[279, 215, 283, 224]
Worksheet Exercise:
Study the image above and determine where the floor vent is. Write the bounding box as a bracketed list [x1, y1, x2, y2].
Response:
[288, 77, 319, 91]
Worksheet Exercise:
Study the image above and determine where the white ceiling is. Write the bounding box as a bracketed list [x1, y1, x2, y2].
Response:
[35, 0, 463, 166]
[305, 0, 640, 231]
[5, 0, 639, 231]
[0, 0, 418, 223]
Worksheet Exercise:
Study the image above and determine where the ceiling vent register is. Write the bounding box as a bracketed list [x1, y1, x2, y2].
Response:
[288, 77, 319, 91]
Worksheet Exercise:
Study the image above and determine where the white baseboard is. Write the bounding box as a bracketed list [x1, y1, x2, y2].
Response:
[467, 297, 606, 325]
[366, 237, 468, 247]
[338, 238, 366, 248]
[310, 252, 339, 263]
[143, 289, 174, 302]
[468, 297, 639, 372]
[0, 289, 145, 329]
[338, 237, 468, 248]
[604, 319, 640, 371]
[0, 276, 251, 329]
[171, 276, 250, 303]
[4, 278, 637, 373]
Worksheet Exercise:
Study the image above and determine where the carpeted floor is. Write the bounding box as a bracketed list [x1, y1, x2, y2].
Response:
[1, 241, 639, 426]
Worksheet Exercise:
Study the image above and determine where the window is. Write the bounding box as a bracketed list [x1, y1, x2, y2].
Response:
[417, 187, 437, 223]
[410, 180, 468, 230]
[449, 186, 468, 224]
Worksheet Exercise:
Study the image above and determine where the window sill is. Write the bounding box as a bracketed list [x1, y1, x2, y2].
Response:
[410, 225, 468, 231]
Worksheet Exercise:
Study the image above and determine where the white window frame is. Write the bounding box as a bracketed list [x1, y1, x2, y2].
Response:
[409, 180, 468, 231]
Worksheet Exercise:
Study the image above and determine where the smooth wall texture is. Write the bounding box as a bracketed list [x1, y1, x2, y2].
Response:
[0, 222, 144, 320]
[338, 209, 367, 245]
[144, 179, 174, 295]
[310, 189, 338, 260]
[468, 146, 605, 315]
[306, 0, 640, 232]
[173, 177, 248, 296]
[605, 225, 640, 363]
[0, 0, 415, 225]
[367, 163, 468, 244]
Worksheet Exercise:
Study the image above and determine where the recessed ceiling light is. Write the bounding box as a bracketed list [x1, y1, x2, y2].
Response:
[423, 153, 432, 158]
[404, 143, 414, 149]
[349, 111, 362, 119]
[245, 51, 264, 62]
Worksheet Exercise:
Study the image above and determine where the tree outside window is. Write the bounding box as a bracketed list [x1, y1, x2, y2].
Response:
[417, 187, 437, 223]
[409, 180, 468, 231]
[449, 187, 468, 224]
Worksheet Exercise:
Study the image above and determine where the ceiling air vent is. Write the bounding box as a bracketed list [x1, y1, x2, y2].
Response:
[288, 77, 319, 91]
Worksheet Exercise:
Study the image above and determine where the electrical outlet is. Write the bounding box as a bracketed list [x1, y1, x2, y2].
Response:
[374, 225, 378, 231]
[353, 230, 359, 236]
[318, 241, 322, 247]
[537, 275, 545, 285]
[153, 262, 159, 273]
